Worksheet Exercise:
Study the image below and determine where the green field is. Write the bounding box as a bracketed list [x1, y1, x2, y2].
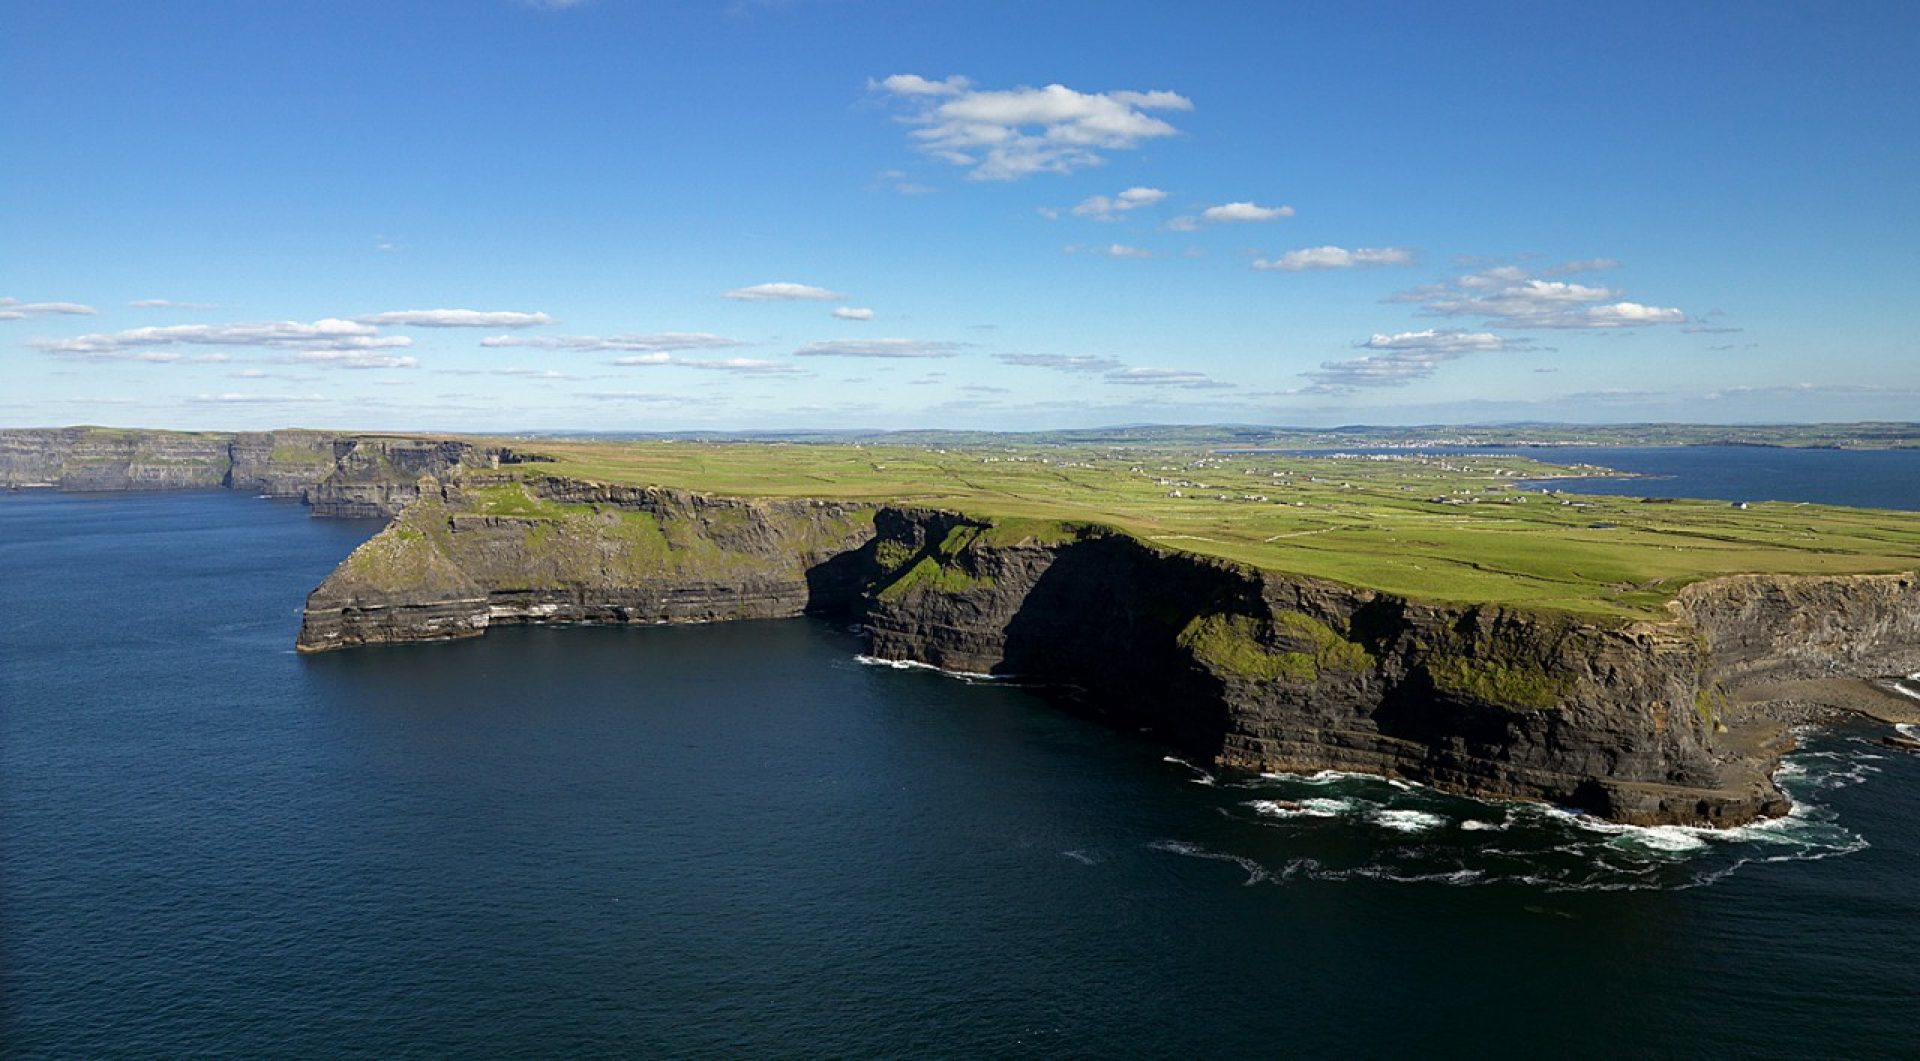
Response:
[508, 438, 1920, 621]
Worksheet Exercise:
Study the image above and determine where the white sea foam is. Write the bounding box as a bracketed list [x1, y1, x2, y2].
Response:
[1258, 768, 1391, 785]
[1898, 723, 1919, 739]
[1246, 798, 1348, 820]
[852, 654, 998, 681]
[1372, 809, 1446, 833]
[1148, 840, 1271, 885]
[1163, 756, 1218, 786]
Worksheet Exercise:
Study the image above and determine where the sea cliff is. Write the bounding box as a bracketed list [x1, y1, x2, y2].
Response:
[296, 471, 1920, 826]
[0, 426, 540, 518]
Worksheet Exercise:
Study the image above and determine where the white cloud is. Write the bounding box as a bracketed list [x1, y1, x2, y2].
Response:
[873, 168, 934, 196]
[793, 338, 964, 359]
[1199, 201, 1293, 223]
[1163, 216, 1200, 232]
[580, 391, 687, 404]
[1253, 246, 1415, 271]
[996, 353, 1124, 373]
[611, 353, 673, 366]
[1545, 257, 1621, 275]
[1391, 263, 1686, 329]
[0, 297, 98, 321]
[871, 73, 972, 97]
[129, 299, 218, 310]
[189, 392, 327, 404]
[1067, 186, 1167, 221]
[1359, 329, 1514, 354]
[355, 309, 554, 328]
[873, 75, 1192, 180]
[34, 318, 411, 356]
[1065, 243, 1152, 259]
[480, 332, 745, 352]
[723, 282, 846, 302]
[1104, 366, 1230, 389]
[1300, 329, 1529, 393]
[1585, 301, 1687, 325]
[679, 357, 803, 374]
[294, 351, 419, 369]
[832, 306, 875, 321]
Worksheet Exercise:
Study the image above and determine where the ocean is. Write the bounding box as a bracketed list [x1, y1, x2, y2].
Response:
[4, 457, 1918, 1056]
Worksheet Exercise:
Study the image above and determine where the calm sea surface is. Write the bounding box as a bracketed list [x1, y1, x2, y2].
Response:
[4, 477, 1919, 1057]
[1276, 444, 1920, 511]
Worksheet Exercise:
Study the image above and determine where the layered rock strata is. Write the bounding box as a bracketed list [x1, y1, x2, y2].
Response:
[0, 427, 535, 518]
[297, 474, 1920, 826]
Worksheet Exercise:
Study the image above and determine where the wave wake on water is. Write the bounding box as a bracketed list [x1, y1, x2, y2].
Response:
[1151, 733, 1887, 892]
[852, 654, 1001, 682]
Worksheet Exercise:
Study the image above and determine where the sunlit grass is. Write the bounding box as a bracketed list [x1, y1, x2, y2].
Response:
[486, 438, 1920, 620]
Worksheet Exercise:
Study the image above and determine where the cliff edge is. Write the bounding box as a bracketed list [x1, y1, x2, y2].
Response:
[296, 472, 1920, 826]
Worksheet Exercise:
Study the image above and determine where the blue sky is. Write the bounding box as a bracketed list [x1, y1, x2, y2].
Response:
[4, 0, 1917, 431]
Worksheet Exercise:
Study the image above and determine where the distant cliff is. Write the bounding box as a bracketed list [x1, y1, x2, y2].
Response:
[0, 426, 545, 518]
[296, 472, 1920, 827]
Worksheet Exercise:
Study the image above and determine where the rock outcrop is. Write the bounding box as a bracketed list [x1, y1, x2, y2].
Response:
[295, 472, 1920, 827]
[296, 475, 878, 651]
[0, 426, 533, 518]
[0, 426, 237, 490]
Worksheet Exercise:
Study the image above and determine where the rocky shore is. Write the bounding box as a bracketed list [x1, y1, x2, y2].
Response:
[295, 471, 1920, 827]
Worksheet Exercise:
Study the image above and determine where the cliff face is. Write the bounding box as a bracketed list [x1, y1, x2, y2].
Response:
[0, 427, 526, 518]
[295, 474, 1920, 826]
[0, 427, 236, 490]
[296, 476, 878, 651]
[305, 438, 503, 517]
[860, 519, 1776, 826]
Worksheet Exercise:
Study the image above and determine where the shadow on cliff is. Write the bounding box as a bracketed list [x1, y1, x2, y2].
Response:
[991, 537, 1236, 761]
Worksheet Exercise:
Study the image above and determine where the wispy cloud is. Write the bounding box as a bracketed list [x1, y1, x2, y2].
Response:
[679, 357, 802, 374]
[356, 309, 554, 328]
[1064, 243, 1152, 259]
[793, 338, 964, 359]
[723, 282, 846, 302]
[293, 351, 419, 370]
[872, 168, 935, 196]
[1253, 245, 1415, 271]
[1300, 329, 1527, 393]
[1104, 366, 1230, 389]
[580, 391, 687, 404]
[480, 332, 745, 352]
[1544, 258, 1620, 275]
[1062, 186, 1167, 221]
[996, 353, 1124, 373]
[35, 319, 411, 357]
[0, 297, 98, 321]
[871, 75, 1192, 180]
[832, 306, 875, 321]
[129, 299, 218, 310]
[189, 392, 327, 405]
[1389, 262, 1685, 329]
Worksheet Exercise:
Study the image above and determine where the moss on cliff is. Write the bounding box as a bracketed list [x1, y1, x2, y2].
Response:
[1178, 611, 1372, 683]
[1425, 656, 1572, 711]
[875, 522, 998, 601]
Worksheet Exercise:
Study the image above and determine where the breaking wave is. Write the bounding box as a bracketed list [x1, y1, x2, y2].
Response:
[1149, 729, 1888, 892]
[853, 654, 1001, 682]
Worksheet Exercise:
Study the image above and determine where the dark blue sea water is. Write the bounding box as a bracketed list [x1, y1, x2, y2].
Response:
[4, 487, 1920, 1057]
[1279, 445, 1920, 511]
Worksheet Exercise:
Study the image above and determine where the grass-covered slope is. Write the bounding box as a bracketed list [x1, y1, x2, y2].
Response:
[522, 439, 1920, 620]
